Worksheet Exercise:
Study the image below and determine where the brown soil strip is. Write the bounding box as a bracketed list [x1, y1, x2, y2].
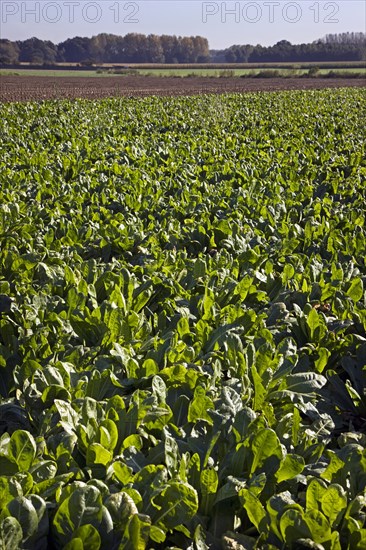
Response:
[0, 75, 365, 102]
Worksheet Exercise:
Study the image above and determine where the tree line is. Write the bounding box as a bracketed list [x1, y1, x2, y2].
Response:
[221, 33, 366, 63]
[0, 34, 210, 65]
[0, 32, 364, 65]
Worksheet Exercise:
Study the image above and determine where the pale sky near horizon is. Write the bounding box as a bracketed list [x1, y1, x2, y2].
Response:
[1, 0, 365, 50]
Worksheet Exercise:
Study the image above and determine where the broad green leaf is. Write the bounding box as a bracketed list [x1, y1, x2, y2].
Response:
[86, 443, 112, 467]
[267, 492, 296, 542]
[97, 420, 118, 452]
[133, 288, 152, 313]
[200, 287, 215, 321]
[304, 509, 332, 544]
[0, 478, 21, 509]
[315, 348, 331, 373]
[105, 492, 138, 533]
[282, 372, 327, 394]
[152, 481, 198, 529]
[6, 497, 38, 540]
[188, 386, 214, 425]
[276, 454, 305, 482]
[0, 517, 23, 550]
[280, 508, 312, 545]
[53, 485, 103, 546]
[249, 428, 283, 476]
[13, 472, 33, 496]
[8, 430, 36, 472]
[41, 385, 71, 407]
[164, 434, 178, 475]
[346, 278, 363, 302]
[329, 531, 342, 550]
[143, 359, 159, 377]
[120, 514, 151, 550]
[71, 524, 101, 550]
[320, 451, 345, 482]
[321, 484, 347, 528]
[306, 478, 328, 512]
[307, 308, 319, 340]
[112, 462, 134, 485]
[30, 460, 57, 483]
[200, 468, 218, 516]
[239, 489, 267, 532]
[105, 308, 124, 342]
[282, 263, 295, 284]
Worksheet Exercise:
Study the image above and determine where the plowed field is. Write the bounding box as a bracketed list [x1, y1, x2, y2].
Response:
[1, 74, 365, 101]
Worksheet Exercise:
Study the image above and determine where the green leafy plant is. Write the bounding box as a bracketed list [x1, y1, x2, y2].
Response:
[0, 88, 365, 548]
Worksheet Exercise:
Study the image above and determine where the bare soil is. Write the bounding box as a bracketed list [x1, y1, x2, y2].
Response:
[0, 75, 365, 102]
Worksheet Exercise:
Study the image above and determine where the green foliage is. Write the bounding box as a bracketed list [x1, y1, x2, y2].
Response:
[0, 89, 365, 548]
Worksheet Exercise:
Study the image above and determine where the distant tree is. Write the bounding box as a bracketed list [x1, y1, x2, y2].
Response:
[248, 44, 266, 62]
[99, 35, 125, 63]
[210, 49, 227, 63]
[225, 45, 241, 62]
[192, 36, 210, 62]
[89, 33, 112, 63]
[160, 35, 179, 63]
[57, 37, 92, 63]
[240, 45, 254, 63]
[175, 37, 193, 63]
[0, 39, 19, 64]
[122, 33, 148, 62]
[322, 32, 366, 44]
[18, 37, 57, 64]
[226, 44, 254, 63]
[146, 35, 165, 63]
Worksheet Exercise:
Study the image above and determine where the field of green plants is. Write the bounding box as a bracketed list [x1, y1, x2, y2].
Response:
[0, 88, 365, 549]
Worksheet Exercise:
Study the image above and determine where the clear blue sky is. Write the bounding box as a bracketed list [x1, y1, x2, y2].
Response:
[1, 1, 365, 49]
